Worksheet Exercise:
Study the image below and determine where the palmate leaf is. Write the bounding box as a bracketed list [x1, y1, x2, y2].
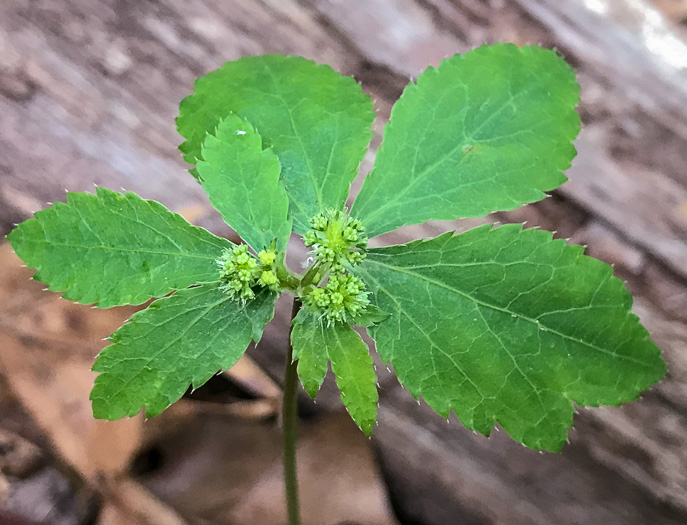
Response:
[291, 309, 378, 435]
[352, 44, 581, 238]
[356, 224, 665, 451]
[197, 114, 292, 251]
[7, 188, 229, 308]
[177, 55, 374, 233]
[91, 284, 277, 419]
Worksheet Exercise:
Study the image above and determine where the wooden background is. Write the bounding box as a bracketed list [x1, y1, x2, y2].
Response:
[1, 1, 686, 523]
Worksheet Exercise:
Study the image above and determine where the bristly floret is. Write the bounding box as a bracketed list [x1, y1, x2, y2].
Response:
[303, 209, 368, 269]
[303, 273, 370, 324]
[256, 248, 280, 291]
[217, 244, 279, 300]
[217, 244, 258, 300]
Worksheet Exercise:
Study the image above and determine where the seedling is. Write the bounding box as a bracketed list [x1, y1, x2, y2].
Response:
[8, 44, 665, 525]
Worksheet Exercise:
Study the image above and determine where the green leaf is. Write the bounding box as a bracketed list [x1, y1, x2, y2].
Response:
[292, 309, 378, 434]
[352, 44, 581, 238]
[177, 55, 374, 232]
[327, 323, 379, 436]
[291, 309, 330, 398]
[356, 224, 665, 451]
[91, 284, 277, 419]
[7, 188, 230, 308]
[351, 305, 389, 327]
[197, 114, 292, 251]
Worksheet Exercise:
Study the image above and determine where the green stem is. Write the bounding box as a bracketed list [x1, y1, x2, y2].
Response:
[283, 299, 302, 525]
[275, 257, 300, 291]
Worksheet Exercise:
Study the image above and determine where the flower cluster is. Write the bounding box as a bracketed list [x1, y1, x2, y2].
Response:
[301, 210, 372, 323]
[217, 244, 279, 300]
[303, 209, 367, 271]
[303, 273, 370, 324]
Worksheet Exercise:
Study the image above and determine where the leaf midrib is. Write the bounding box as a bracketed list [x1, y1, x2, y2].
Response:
[357, 60, 560, 230]
[263, 63, 324, 212]
[329, 325, 376, 430]
[23, 239, 220, 260]
[359, 269, 486, 401]
[363, 258, 651, 367]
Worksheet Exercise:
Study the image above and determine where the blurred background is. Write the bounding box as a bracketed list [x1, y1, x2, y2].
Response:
[1, 0, 686, 524]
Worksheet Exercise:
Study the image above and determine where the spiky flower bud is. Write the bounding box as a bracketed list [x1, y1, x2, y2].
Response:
[217, 245, 257, 300]
[258, 269, 279, 289]
[258, 249, 276, 266]
[217, 245, 281, 300]
[310, 213, 329, 231]
[303, 273, 370, 323]
[304, 209, 368, 269]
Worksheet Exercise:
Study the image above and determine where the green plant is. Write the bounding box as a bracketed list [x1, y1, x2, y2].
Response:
[8, 44, 665, 524]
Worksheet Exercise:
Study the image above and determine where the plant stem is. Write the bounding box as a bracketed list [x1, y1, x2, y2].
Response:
[283, 298, 302, 525]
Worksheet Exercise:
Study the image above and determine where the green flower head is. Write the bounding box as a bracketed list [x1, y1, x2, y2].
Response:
[217, 244, 280, 300]
[217, 244, 258, 300]
[304, 209, 368, 269]
[303, 273, 370, 324]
